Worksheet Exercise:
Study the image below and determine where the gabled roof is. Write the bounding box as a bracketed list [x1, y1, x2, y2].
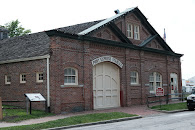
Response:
[46, 7, 182, 57]
[139, 34, 174, 52]
[139, 35, 158, 47]
[0, 32, 50, 62]
[78, 7, 136, 35]
[0, 7, 183, 64]
[56, 20, 103, 34]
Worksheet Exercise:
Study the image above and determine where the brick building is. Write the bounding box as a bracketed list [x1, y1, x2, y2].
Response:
[0, 7, 183, 114]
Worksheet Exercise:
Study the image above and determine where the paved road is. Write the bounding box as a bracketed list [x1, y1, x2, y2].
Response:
[67, 111, 195, 130]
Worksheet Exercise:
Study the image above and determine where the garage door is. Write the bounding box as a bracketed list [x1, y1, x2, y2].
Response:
[93, 62, 120, 109]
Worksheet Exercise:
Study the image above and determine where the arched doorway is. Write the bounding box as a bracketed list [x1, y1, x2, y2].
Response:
[170, 73, 178, 99]
[93, 62, 120, 109]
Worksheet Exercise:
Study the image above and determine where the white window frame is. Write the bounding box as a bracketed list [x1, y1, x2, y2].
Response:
[36, 72, 43, 83]
[20, 74, 26, 83]
[127, 23, 133, 39]
[64, 68, 78, 85]
[5, 75, 11, 84]
[134, 25, 140, 40]
[149, 72, 162, 94]
[130, 71, 139, 85]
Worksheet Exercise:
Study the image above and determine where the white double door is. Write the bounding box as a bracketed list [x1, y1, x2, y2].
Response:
[93, 62, 120, 109]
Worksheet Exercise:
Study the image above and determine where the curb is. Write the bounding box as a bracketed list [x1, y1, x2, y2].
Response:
[150, 109, 188, 113]
[45, 116, 142, 130]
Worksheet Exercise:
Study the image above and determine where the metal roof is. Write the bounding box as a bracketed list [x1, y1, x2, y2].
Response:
[78, 7, 136, 35]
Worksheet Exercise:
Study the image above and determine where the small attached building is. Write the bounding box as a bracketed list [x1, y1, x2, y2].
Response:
[0, 7, 183, 114]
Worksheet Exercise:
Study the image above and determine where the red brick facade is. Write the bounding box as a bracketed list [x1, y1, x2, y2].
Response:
[0, 7, 182, 114]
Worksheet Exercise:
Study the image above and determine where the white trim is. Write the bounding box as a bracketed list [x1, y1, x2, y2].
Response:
[60, 85, 84, 87]
[149, 72, 162, 94]
[47, 57, 50, 107]
[36, 72, 44, 83]
[130, 71, 139, 84]
[127, 23, 133, 39]
[134, 25, 140, 40]
[64, 67, 78, 85]
[0, 55, 50, 65]
[20, 74, 26, 84]
[78, 7, 136, 35]
[5, 75, 11, 85]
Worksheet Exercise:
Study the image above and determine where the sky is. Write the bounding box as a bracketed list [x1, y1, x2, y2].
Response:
[0, 0, 195, 79]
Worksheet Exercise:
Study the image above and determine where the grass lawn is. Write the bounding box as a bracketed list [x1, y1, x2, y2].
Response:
[151, 102, 187, 111]
[1, 105, 54, 122]
[0, 112, 137, 130]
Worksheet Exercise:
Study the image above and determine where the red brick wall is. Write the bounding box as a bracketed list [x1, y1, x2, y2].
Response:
[0, 59, 47, 110]
[48, 35, 181, 114]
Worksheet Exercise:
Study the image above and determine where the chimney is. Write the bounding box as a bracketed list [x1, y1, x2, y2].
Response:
[114, 9, 120, 14]
[0, 27, 9, 40]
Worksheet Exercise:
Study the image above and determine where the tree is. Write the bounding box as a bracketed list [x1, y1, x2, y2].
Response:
[1, 19, 31, 37]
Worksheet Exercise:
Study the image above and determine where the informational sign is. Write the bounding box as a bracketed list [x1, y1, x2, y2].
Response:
[92, 56, 123, 68]
[25, 93, 45, 102]
[156, 87, 164, 96]
[24, 93, 46, 114]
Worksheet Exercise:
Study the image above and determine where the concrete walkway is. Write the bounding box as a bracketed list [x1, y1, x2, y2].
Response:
[0, 105, 162, 128]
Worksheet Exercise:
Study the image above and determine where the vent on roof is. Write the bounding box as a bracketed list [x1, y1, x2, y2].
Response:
[114, 9, 120, 14]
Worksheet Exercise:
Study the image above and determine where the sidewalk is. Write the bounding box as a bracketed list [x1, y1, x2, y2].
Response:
[0, 105, 162, 128]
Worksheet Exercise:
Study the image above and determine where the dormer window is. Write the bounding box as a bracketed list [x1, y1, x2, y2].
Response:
[134, 25, 140, 40]
[127, 23, 140, 40]
[127, 24, 133, 39]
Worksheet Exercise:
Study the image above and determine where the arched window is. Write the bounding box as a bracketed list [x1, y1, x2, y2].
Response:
[149, 72, 162, 94]
[130, 71, 139, 84]
[64, 68, 78, 85]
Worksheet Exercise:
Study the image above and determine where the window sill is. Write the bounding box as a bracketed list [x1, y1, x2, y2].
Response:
[149, 92, 156, 95]
[20, 83, 26, 84]
[60, 85, 84, 88]
[130, 83, 140, 86]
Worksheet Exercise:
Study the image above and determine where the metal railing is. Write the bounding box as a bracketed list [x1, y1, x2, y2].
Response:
[147, 92, 189, 108]
[2, 100, 25, 109]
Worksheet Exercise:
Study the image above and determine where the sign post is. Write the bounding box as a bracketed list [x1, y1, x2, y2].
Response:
[24, 93, 46, 114]
[0, 97, 3, 120]
[156, 88, 164, 108]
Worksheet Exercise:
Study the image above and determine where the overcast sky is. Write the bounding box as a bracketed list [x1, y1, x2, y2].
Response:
[1, 0, 194, 79]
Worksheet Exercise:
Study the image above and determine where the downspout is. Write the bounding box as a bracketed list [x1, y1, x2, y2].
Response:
[47, 57, 50, 112]
[139, 51, 143, 104]
[166, 56, 169, 104]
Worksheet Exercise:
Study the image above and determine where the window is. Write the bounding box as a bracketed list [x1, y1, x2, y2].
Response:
[36, 72, 43, 83]
[134, 25, 140, 40]
[127, 23, 140, 40]
[64, 68, 78, 85]
[149, 72, 162, 94]
[20, 74, 26, 83]
[130, 71, 139, 84]
[5, 75, 11, 84]
[127, 23, 133, 39]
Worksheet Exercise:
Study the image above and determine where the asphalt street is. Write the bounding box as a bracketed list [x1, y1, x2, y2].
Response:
[67, 111, 195, 130]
